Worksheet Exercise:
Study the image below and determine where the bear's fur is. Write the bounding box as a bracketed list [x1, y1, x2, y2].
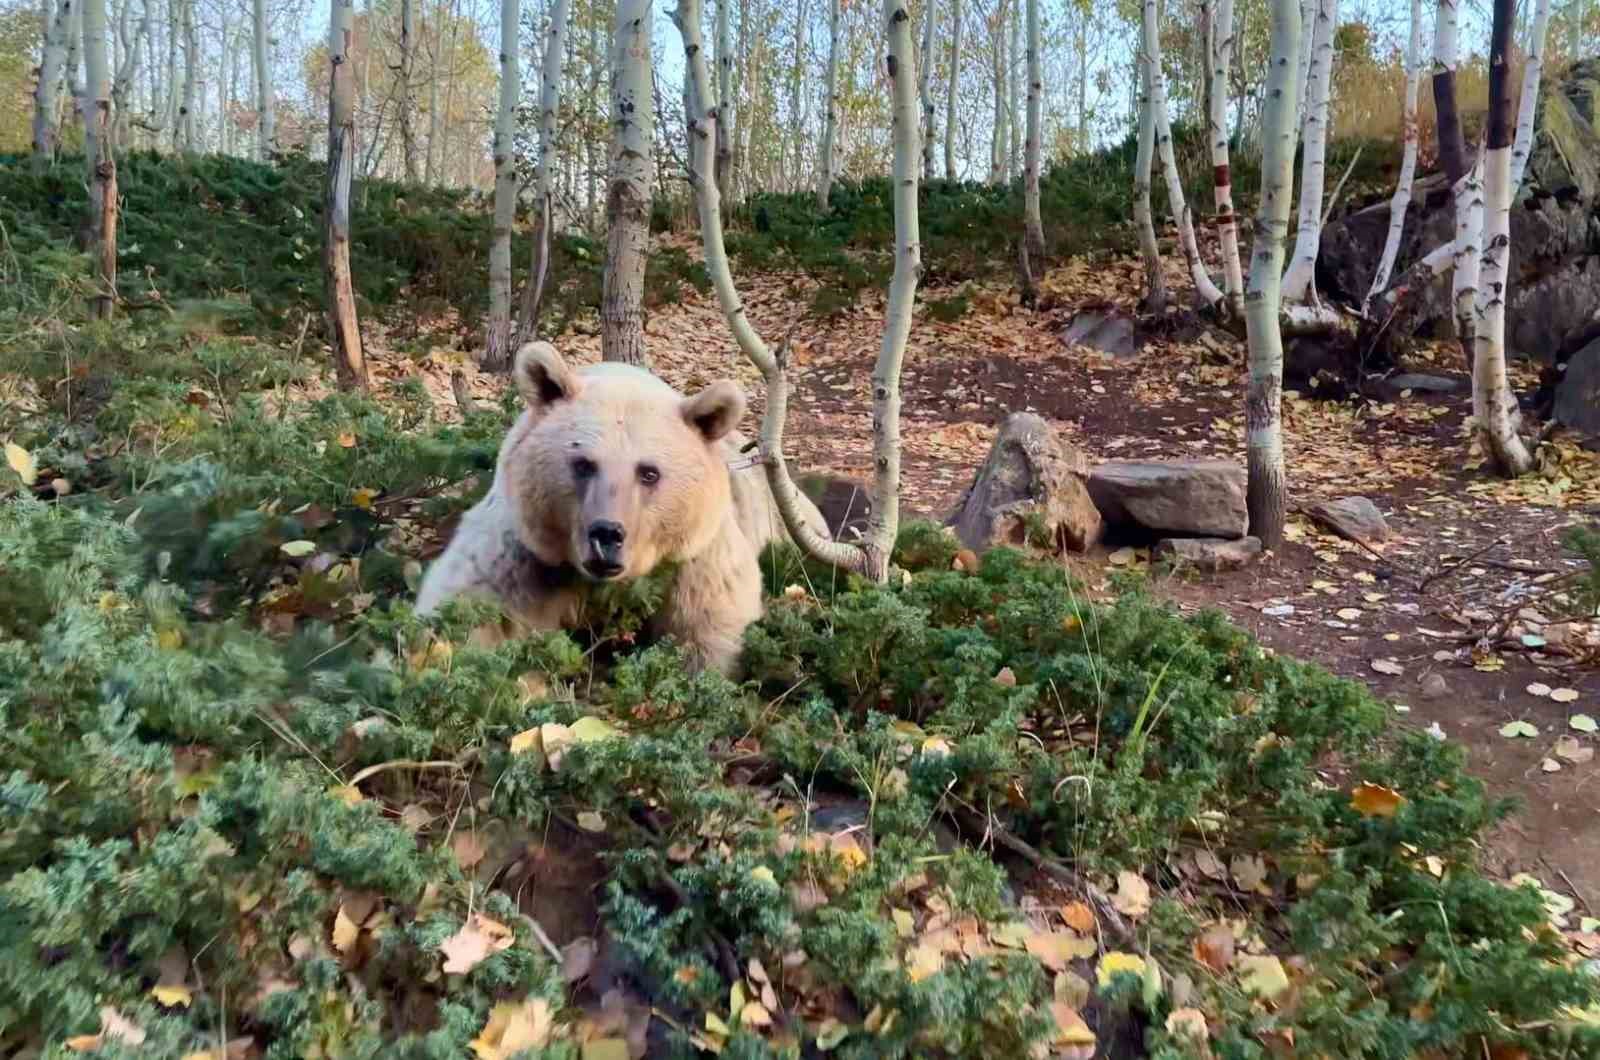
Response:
[416, 342, 827, 673]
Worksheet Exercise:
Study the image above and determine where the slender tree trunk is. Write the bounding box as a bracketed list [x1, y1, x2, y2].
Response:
[1206, 0, 1245, 319]
[326, 0, 367, 388]
[1292, 0, 1312, 133]
[482, 0, 520, 369]
[1569, 0, 1583, 59]
[85, 0, 117, 318]
[1475, 0, 1535, 475]
[441, 0, 462, 185]
[110, 0, 146, 150]
[1007, 0, 1020, 181]
[1511, 0, 1553, 191]
[1021, 0, 1042, 261]
[1133, 30, 1167, 314]
[180, 0, 195, 151]
[1280, 0, 1337, 302]
[1433, 0, 1482, 359]
[33, 0, 75, 169]
[65, 2, 83, 138]
[164, 0, 177, 145]
[786, 0, 809, 190]
[218, 23, 232, 154]
[714, 0, 732, 198]
[601, 0, 653, 364]
[817, 0, 841, 209]
[990, 0, 1006, 183]
[1245, 0, 1301, 550]
[1146, 0, 1224, 308]
[516, 0, 570, 341]
[920, 0, 936, 180]
[398, 0, 419, 181]
[944, 0, 960, 178]
[1074, 10, 1087, 150]
[1364, 0, 1422, 312]
[251, 0, 272, 158]
[587, 0, 602, 221]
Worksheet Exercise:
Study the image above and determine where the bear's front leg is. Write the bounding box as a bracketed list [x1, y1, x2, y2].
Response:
[654, 527, 763, 675]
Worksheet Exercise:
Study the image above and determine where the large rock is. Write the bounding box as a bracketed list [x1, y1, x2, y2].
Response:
[1305, 496, 1392, 546]
[1087, 460, 1248, 539]
[1320, 58, 1600, 360]
[1555, 336, 1600, 435]
[1061, 309, 1138, 359]
[798, 473, 874, 541]
[946, 413, 1103, 552]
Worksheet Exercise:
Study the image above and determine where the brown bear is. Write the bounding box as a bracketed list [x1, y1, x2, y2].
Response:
[416, 342, 827, 673]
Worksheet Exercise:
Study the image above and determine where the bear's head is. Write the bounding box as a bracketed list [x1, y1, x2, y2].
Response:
[501, 342, 746, 581]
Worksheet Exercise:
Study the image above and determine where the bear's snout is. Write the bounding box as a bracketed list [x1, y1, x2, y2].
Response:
[584, 520, 627, 578]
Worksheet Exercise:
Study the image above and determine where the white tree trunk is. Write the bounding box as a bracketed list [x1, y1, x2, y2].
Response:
[180, 0, 195, 151]
[990, 0, 1006, 183]
[398, 0, 419, 180]
[109, 0, 147, 150]
[326, 0, 366, 387]
[1146, 0, 1224, 308]
[163, 0, 177, 144]
[1364, 0, 1422, 312]
[817, 0, 841, 209]
[1474, 0, 1534, 475]
[1133, 30, 1167, 314]
[33, 0, 75, 168]
[786, 0, 810, 190]
[85, 0, 117, 318]
[1022, 0, 1042, 262]
[1246, 0, 1301, 549]
[920, 0, 936, 180]
[944, 0, 960, 179]
[516, 0, 570, 340]
[1293, 0, 1312, 131]
[1280, 0, 1337, 302]
[586, 1, 601, 217]
[672, 0, 922, 582]
[1207, 0, 1245, 318]
[714, 0, 733, 198]
[601, 0, 654, 364]
[483, 0, 520, 369]
[251, 0, 272, 158]
[1511, 0, 1552, 192]
[1007, 0, 1020, 181]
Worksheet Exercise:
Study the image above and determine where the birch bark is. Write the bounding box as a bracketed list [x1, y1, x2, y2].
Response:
[601, 0, 654, 364]
[482, 0, 520, 369]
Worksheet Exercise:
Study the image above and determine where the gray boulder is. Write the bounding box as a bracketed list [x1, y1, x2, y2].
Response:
[1555, 336, 1600, 435]
[1061, 309, 1138, 359]
[1305, 496, 1392, 546]
[1087, 460, 1248, 539]
[946, 413, 1103, 552]
[1154, 536, 1263, 572]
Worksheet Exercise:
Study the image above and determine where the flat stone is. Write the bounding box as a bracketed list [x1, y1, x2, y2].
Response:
[1306, 496, 1392, 545]
[947, 413, 1103, 552]
[1087, 459, 1248, 539]
[1387, 372, 1465, 394]
[1061, 309, 1138, 359]
[1154, 536, 1263, 572]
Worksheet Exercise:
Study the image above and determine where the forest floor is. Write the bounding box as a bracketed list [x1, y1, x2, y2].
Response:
[378, 235, 1600, 915]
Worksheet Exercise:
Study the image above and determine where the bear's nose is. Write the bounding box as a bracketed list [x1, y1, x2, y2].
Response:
[588, 521, 626, 550]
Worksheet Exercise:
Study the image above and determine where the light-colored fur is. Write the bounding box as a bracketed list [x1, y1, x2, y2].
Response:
[416, 343, 826, 673]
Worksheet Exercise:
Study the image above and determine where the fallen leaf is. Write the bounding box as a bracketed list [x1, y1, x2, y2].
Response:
[5, 441, 37, 485]
[1351, 782, 1405, 818]
[441, 914, 515, 974]
[1060, 901, 1095, 933]
[280, 539, 317, 557]
[580, 1039, 630, 1060]
[1555, 735, 1594, 763]
[1236, 954, 1291, 1000]
[1542, 757, 1562, 773]
[994, 666, 1017, 687]
[892, 908, 915, 938]
[1336, 608, 1362, 621]
[1051, 1000, 1096, 1046]
[471, 998, 554, 1060]
[570, 715, 620, 743]
[1527, 682, 1553, 697]
[1499, 720, 1539, 739]
[1230, 854, 1270, 894]
[1108, 547, 1137, 566]
[1570, 714, 1598, 734]
[509, 728, 539, 755]
[452, 831, 487, 870]
[332, 905, 361, 954]
[1096, 951, 1147, 987]
[576, 810, 606, 832]
[338, 431, 357, 448]
[1550, 688, 1581, 704]
[150, 983, 193, 1008]
[1025, 929, 1097, 970]
[1165, 1007, 1209, 1041]
[1370, 658, 1405, 676]
[1111, 871, 1151, 917]
[739, 1001, 774, 1027]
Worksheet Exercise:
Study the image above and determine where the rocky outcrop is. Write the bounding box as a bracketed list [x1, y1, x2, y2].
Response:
[1320, 58, 1600, 362]
[1555, 336, 1600, 435]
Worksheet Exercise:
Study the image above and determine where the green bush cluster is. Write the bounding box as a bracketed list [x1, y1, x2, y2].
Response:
[2, 333, 1596, 1054]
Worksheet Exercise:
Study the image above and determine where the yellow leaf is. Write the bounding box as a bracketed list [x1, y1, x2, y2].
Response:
[739, 1001, 774, 1027]
[1165, 1007, 1208, 1040]
[705, 1012, 731, 1036]
[1236, 954, 1291, 1000]
[990, 921, 1031, 949]
[332, 906, 361, 953]
[1350, 782, 1405, 818]
[509, 728, 540, 756]
[156, 628, 184, 651]
[750, 865, 777, 887]
[576, 811, 606, 833]
[1096, 951, 1147, 987]
[1050, 1000, 1096, 1045]
[570, 715, 619, 742]
[442, 914, 515, 975]
[815, 1016, 848, 1050]
[1025, 929, 1096, 970]
[6, 441, 37, 485]
[352, 487, 378, 510]
[471, 998, 554, 1060]
[1111, 870, 1151, 917]
[150, 984, 193, 1008]
[338, 431, 358, 448]
[1060, 901, 1095, 933]
[905, 942, 944, 982]
[329, 784, 363, 806]
[65, 1036, 103, 1052]
[581, 1040, 630, 1060]
[891, 908, 914, 938]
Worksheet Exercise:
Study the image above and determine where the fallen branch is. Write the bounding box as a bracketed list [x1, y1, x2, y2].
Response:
[1418, 536, 1509, 593]
[947, 804, 1134, 946]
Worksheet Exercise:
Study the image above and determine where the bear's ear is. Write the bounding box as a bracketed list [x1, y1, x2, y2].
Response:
[514, 341, 582, 410]
[681, 381, 746, 443]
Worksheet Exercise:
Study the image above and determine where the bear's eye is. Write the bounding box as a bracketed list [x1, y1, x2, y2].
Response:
[637, 464, 661, 486]
[571, 457, 598, 481]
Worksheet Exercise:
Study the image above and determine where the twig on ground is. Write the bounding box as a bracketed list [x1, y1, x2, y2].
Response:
[1419, 537, 1510, 593]
[946, 804, 1134, 946]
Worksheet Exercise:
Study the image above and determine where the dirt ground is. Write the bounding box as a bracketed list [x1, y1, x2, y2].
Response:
[412, 237, 1600, 916]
